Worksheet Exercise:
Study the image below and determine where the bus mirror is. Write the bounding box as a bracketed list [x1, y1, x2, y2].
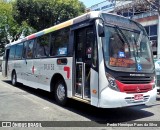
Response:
[98, 23, 104, 37]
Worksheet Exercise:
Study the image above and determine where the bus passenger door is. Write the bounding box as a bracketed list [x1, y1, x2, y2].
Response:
[23, 40, 35, 84]
[74, 26, 98, 101]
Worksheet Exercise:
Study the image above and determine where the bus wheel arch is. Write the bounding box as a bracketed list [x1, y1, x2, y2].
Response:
[50, 73, 68, 106]
[11, 69, 17, 86]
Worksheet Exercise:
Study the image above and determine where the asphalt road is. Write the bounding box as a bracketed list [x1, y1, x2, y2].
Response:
[0, 73, 160, 130]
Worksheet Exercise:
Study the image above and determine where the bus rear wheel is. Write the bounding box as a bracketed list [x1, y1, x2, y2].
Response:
[11, 72, 17, 86]
[54, 80, 67, 106]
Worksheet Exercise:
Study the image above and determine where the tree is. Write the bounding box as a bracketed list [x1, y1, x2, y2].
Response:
[0, 1, 12, 54]
[0, 1, 35, 55]
[13, 0, 86, 31]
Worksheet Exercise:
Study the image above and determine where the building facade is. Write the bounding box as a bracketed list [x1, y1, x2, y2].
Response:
[88, 0, 160, 58]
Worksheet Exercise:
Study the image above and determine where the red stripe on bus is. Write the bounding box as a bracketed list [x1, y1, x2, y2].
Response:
[64, 66, 70, 79]
[115, 80, 153, 93]
[32, 66, 34, 74]
[28, 34, 36, 40]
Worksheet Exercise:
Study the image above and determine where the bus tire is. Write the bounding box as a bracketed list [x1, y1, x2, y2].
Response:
[11, 71, 17, 86]
[54, 80, 68, 106]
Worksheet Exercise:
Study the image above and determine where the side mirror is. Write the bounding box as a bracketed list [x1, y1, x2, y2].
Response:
[98, 23, 105, 37]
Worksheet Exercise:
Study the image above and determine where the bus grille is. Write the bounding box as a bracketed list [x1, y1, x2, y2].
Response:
[117, 76, 153, 84]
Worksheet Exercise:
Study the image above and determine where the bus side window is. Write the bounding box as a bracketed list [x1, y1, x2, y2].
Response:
[50, 27, 69, 56]
[93, 39, 97, 68]
[27, 40, 34, 59]
[76, 31, 83, 62]
[36, 34, 50, 58]
[15, 43, 23, 59]
[9, 45, 16, 60]
[85, 28, 94, 63]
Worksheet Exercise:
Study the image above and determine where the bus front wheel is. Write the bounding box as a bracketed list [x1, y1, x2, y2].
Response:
[11, 71, 17, 86]
[54, 80, 68, 106]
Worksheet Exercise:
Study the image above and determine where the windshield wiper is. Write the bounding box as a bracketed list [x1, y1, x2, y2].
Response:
[137, 31, 143, 48]
[131, 20, 144, 55]
[133, 38, 139, 57]
[114, 25, 131, 56]
[115, 25, 140, 71]
[133, 31, 143, 58]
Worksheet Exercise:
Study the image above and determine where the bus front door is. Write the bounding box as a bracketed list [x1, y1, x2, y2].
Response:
[2, 49, 9, 77]
[74, 26, 95, 100]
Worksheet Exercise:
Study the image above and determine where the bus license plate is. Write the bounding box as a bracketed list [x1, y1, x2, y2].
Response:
[134, 94, 144, 100]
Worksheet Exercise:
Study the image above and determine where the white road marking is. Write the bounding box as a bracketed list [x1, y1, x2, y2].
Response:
[43, 107, 49, 110]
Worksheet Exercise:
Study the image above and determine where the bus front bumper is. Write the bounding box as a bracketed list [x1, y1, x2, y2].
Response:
[98, 87, 157, 108]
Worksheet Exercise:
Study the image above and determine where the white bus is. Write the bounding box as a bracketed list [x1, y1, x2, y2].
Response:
[2, 11, 157, 108]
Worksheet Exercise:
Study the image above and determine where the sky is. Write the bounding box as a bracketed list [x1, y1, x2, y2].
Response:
[79, 0, 105, 8]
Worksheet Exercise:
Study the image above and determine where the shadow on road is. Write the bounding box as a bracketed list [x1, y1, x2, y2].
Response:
[66, 100, 155, 123]
[2, 80, 155, 123]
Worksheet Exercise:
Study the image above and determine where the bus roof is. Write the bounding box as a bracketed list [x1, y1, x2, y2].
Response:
[7, 11, 100, 47]
[6, 11, 139, 47]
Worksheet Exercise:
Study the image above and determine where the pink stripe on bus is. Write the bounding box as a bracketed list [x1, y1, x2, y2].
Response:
[27, 34, 36, 40]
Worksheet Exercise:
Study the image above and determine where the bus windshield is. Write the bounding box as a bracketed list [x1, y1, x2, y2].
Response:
[102, 24, 154, 72]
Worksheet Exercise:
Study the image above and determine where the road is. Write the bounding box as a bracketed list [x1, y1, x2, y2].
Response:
[0, 73, 160, 129]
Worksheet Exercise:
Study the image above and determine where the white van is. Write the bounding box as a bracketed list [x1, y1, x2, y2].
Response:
[155, 59, 160, 93]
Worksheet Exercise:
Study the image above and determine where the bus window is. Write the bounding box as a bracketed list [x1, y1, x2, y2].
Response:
[9, 45, 16, 60]
[27, 40, 34, 59]
[15, 43, 23, 59]
[76, 30, 83, 62]
[36, 34, 50, 58]
[50, 28, 69, 56]
[93, 37, 98, 68]
[85, 28, 94, 63]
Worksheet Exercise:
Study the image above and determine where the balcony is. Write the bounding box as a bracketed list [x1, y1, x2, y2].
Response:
[133, 11, 158, 20]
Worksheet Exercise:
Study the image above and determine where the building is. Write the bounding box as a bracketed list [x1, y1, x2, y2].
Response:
[88, 0, 160, 59]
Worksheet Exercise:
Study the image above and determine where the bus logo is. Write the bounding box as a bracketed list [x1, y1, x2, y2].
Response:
[136, 87, 140, 92]
[130, 74, 145, 76]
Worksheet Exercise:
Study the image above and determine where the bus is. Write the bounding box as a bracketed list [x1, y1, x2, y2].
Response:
[2, 11, 157, 108]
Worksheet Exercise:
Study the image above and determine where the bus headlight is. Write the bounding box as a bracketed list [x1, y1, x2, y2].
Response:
[106, 74, 120, 91]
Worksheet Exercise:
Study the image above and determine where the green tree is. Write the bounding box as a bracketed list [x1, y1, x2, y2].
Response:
[0, 1, 34, 55]
[0, 1, 12, 54]
[13, 0, 86, 31]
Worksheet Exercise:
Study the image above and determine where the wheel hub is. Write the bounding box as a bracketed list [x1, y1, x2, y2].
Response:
[57, 84, 65, 101]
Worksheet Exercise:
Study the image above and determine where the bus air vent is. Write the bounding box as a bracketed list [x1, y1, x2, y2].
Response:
[117, 76, 153, 84]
